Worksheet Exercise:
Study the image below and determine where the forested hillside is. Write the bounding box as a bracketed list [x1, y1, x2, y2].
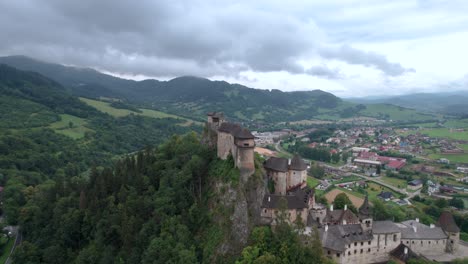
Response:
[0, 64, 194, 188]
[0, 56, 435, 124]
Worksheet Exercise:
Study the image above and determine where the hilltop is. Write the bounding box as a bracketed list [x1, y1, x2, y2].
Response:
[0, 56, 435, 124]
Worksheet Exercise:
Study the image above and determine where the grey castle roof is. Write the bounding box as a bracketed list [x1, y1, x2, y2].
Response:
[324, 209, 359, 224]
[207, 112, 224, 118]
[218, 122, 254, 139]
[263, 155, 307, 172]
[319, 224, 373, 252]
[262, 187, 313, 210]
[399, 220, 447, 240]
[290, 155, 308, 171]
[390, 244, 420, 262]
[437, 211, 460, 233]
[372, 221, 400, 234]
[264, 157, 289, 172]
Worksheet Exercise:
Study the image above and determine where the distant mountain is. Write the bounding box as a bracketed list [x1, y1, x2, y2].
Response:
[0, 55, 435, 123]
[348, 92, 468, 116]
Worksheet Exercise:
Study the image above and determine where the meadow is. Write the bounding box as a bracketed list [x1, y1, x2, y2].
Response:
[79, 97, 200, 126]
[49, 114, 93, 139]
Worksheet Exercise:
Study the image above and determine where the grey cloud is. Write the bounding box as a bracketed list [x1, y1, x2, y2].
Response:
[320, 45, 415, 76]
[0, 0, 411, 79]
[305, 65, 342, 79]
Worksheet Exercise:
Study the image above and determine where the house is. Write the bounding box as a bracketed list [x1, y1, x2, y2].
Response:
[408, 179, 423, 191]
[457, 167, 468, 173]
[386, 159, 406, 171]
[439, 186, 457, 193]
[439, 158, 450, 164]
[377, 191, 393, 201]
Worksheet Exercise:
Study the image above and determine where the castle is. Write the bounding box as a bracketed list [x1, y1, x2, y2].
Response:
[207, 112, 255, 178]
[206, 112, 464, 263]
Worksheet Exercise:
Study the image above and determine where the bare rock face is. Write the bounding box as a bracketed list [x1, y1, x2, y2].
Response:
[211, 167, 266, 259]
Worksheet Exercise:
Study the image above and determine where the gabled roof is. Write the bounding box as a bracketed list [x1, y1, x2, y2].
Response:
[378, 191, 393, 199]
[236, 128, 255, 139]
[390, 244, 420, 262]
[399, 220, 447, 239]
[262, 194, 308, 209]
[218, 122, 254, 139]
[325, 209, 359, 224]
[437, 211, 460, 233]
[408, 179, 423, 186]
[289, 155, 308, 171]
[372, 221, 400, 234]
[264, 157, 289, 172]
[319, 224, 373, 252]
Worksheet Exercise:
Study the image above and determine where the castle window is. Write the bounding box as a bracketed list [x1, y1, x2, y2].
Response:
[348, 252, 351, 256]
[328, 251, 330, 255]
[368, 248, 370, 252]
[406, 241, 409, 244]
[264, 209, 267, 213]
[421, 241, 423, 245]
[393, 234, 397, 242]
[412, 241, 414, 244]
[429, 241, 431, 244]
[354, 250, 357, 254]
[360, 249, 363, 254]
[361, 242, 363, 246]
[368, 241, 371, 245]
[243, 143, 249, 147]
[354, 242, 357, 246]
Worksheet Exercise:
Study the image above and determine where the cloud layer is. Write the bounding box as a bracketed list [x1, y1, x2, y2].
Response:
[1, 0, 467, 96]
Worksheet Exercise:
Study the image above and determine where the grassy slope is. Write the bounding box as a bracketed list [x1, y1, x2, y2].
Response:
[49, 114, 93, 139]
[79, 97, 200, 126]
[0, 238, 14, 263]
[360, 104, 435, 121]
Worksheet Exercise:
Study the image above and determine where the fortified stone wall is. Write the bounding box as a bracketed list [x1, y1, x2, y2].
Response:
[402, 238, 447, 255]
[217, 132, 235, 160]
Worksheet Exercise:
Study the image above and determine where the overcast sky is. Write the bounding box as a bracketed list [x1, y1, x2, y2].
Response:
[1, 0, 468, 97]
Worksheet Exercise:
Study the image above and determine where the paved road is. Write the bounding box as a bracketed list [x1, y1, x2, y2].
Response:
[5, 226, 21, 264]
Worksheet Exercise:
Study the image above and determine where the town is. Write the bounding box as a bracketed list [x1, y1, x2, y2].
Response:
[208, 112, 468, 263]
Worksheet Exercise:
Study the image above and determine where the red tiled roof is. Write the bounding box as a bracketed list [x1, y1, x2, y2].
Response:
[387, 160, 406, 170]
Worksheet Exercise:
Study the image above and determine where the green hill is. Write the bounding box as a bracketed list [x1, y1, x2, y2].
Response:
[0, 56, 436, 124]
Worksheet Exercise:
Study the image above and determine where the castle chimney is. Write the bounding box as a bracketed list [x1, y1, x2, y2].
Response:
[343, 219, 347, 225]
[430, 224, 435, 228]
[412, 226, 417, 233]
[344, 204, 347, 211]
[415, 218, 419, 223]
[268, 196, 271, 202]
[404, 247, 408, 255]
[330, 204, 334, 211]
[325, 224, 329, 232]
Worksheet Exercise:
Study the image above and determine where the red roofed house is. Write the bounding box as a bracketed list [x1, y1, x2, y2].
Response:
[386, 159, 406, 171]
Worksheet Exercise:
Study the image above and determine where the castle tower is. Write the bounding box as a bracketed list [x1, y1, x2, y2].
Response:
[437, 211, 460, 253]
[207, 112, 224, 130]
[288, 155, 308, 190]
[359, 195, 373, 231]
[234, 128, 255, 177]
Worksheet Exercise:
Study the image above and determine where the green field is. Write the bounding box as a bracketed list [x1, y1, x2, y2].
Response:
[429, 153, 468, 163]
[79, 98, 199, 126]
[49, 114, 93, 139]
[411, 128, 468, 141]
[380, 176, 408, 189]
[444, 119, 468, 128]
[307, 176, 320, 188]
[360, 104, 435, 121]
